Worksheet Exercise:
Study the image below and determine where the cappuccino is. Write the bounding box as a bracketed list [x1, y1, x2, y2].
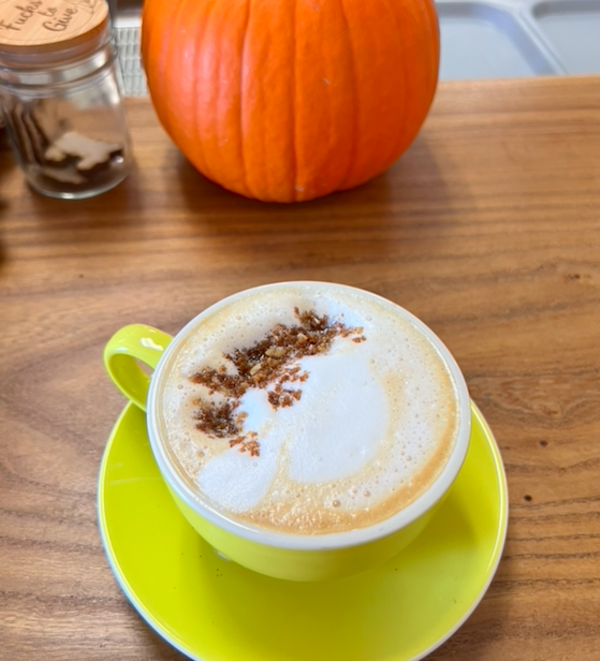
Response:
[157, 284, 460, 535]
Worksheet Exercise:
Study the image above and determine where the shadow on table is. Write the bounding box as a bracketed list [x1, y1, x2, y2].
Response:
[170, 133, 456, 277]
[23, 164, 147, 228]
[0, 132, 456, 272]
[174, 133, 452, 220]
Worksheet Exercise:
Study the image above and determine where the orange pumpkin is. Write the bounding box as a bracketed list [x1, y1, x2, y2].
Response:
[141, 0, 439, 203]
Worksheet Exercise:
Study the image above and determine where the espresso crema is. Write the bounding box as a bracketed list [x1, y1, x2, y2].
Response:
[157, 284, 461, 534]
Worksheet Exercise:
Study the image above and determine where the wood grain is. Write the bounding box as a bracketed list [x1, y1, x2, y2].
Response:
[1, 76, 599, 660]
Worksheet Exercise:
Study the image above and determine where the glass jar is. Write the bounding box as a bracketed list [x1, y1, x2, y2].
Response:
[0, 0, 132, 199]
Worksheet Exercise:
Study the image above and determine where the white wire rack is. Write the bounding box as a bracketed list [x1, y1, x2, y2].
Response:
[114, 24, 147, 97]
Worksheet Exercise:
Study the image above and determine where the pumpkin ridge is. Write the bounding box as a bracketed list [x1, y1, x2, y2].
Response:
[238, 0, 252, 197]
[292, 0, 298, 202]
[414, 0, 439, 108]
[419, 0, 440, 128]
[428, 0, 441, 86]
[164, 0, 190, 142]
[384, 0, 409, 162]
[144, 1, 180, 140]
[427, 0, 441, 99]
[191, 0, 218, 183]
[337, 0, 359, 191]
[214, 3, 223, 180]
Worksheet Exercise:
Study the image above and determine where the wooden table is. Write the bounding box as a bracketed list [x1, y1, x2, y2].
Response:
[1, 76, 599, 660]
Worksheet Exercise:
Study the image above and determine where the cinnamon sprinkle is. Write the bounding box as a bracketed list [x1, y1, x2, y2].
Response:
[190, 308, 365, 455]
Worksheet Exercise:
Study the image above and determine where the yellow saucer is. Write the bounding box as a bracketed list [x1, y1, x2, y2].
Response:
[98, 403, 508, 661]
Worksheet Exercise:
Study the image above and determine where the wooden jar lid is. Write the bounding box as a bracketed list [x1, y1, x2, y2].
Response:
[0, 0, 109, 53]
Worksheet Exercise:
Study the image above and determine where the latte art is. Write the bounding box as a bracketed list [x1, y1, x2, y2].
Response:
[188, 308, 365, 458]
[158, 284, 460, 535]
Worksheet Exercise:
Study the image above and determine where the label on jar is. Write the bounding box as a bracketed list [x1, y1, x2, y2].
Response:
[0, 0, 108, 48]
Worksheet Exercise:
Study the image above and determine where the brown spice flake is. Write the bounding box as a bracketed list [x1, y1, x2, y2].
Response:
[190, 308, 365, 456]
[194, 401, 238, 439]
[268, 387, 302, 408]
[243, 439, 260, 457]
[228, 433, 260, 457]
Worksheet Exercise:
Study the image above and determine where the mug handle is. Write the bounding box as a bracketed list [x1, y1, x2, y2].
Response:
[103, 324, 173, 411]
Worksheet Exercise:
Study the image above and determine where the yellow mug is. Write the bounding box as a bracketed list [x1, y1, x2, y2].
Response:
[104, 282, 471, 581]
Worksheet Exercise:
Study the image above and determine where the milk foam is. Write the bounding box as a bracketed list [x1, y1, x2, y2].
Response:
[158, 284, 459, 534]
